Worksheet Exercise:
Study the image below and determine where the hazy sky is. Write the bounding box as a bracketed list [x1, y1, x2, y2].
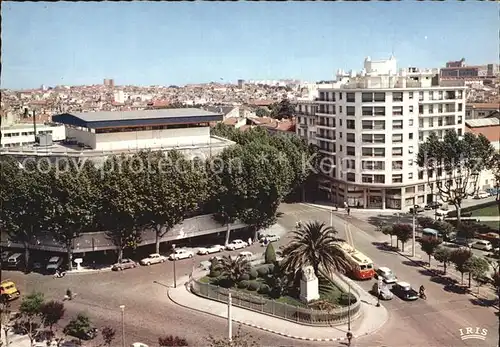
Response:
[2, 2, 498, 89]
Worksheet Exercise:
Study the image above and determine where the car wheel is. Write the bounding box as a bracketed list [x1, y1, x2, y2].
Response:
[146, 262, 151, 266]
[161, 259, 165, 263]
[189, 254, 193, 258]
[118, 267, 122, 271]
[219, 248, 223, 252]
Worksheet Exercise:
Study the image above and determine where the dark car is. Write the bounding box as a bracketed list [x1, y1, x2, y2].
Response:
[391, 281, 419, 301]
[424, 201, 442, 210]
[409, 205, 424, 214]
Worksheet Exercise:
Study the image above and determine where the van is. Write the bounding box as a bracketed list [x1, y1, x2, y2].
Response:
[6, 253, 24, 269]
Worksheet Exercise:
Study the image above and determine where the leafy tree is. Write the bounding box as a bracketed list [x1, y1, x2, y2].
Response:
[0, 157, 49, 271]
[265, 262, 288, 299]
[419, 238, 442, 266]
[417, 216, 435, 229]
[0, 298, 12, 347]
[492, 270, 500, 293]
[255, 108, 269, 118]
[490, 152, 500, 201]
[17, 292, 45, 346]
[450, 248, 473, 285]
[392, 224, 412, 252]
[270, 98, 295, 120]
[380, 225, 396, 247]
[63, 313, 91, 343]
[464, 256, 490, 289]
[218, 256, 251, 286]
[101, 326, 116, 347]
[264, 242, 276, 264]
[136, 150, 207, 253]
[40, 300, 65, 331]
[456, 222, 476, 242]
[98, 155, 143, 262]
[209, 258, 222, 278]
[281, 221, 350, 278]
[417, 131, 495, 223]
[434, 247, 453, 274]
[207, 324, 259, 347]
[42, 160, 99, 270]
[158, 335, 189, 346]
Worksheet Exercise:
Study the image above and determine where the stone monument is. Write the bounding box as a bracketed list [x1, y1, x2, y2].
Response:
[299, 265, 320, 303]
[74, 258, 83, 271]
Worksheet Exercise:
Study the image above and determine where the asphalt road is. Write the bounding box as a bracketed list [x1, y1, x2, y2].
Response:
[3, 203, 499, 347]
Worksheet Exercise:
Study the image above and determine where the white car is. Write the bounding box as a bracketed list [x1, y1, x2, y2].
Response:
[435, 209, 450, 217]
[474, 191, 490, 199]
[471, 240, 493, 251]
[140, 253, 167, 266]
[46, 256, 64, 273]
[238, 251, 253, 261]
[197, 244, 225, 255]
[375, 267, 397, 284]
[168, 249, 194, 260]
[225, 239, 248, 251]
[259, 234, 280, 245]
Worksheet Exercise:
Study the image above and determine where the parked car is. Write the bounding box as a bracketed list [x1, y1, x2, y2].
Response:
[375, 267, 397, 284]
[471, 240, 493, 251]
[168, 249, 194, 260]
[225, 239, 248, 251]
[453, 238, 473, 248]
[6, 253, 24, 269]
[46, 256, 64, 274]
[130, 343, 149, 347]
[238, 251, 253, 261]
[435, 209, 450, 217]
[140, 253, 167, 266]
[474, 191, 490, 199]
[259, 234, 280, 245]
[112, 259, 137, 271]
[391, 281, 419, 301]
[409, 205, 424, 214]
[0, 279, 21, 301]
[371, 282, 393, 300]
[197, 244, 225, 255]
[425, 201, 442, 210]
[1, 251, 11, 264]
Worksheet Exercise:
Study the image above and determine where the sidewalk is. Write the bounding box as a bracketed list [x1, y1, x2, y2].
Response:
[167, 273, 388, 342]
[66, 265, 112, 274]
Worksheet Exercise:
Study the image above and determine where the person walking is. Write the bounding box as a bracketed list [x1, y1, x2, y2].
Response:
[346, 331, 353, 346]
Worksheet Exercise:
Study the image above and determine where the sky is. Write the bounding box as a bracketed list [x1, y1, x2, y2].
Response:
[1, 2, 498, 90]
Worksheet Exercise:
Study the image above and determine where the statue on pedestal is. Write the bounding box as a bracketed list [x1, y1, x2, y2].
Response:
[299, 265, 320, 303]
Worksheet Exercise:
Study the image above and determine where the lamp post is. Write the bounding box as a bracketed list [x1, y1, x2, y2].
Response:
[119, 305, 125, 347]
[376, 278, 382, 307]
[412, 208, 416, 257]
[228, 293, 233, 341]
[330, 208, 333, 228]
[347, 284, 351, 332]
[172, 244, 177, 288]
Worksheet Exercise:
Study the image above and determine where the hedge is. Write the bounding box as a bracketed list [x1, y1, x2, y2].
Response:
[249, 269, 258, 280]
[237, 280, 250, 289]
[247, 281, 260, 291]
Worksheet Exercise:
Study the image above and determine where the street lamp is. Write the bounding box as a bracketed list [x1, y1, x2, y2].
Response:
[228, 293, 233, 341]
[412, 208, 416, 257]
[347, 284, 351, 332]
[119, 305, 125, 347]
[376, 278, 382, 307]
[172, 244, 177, 288]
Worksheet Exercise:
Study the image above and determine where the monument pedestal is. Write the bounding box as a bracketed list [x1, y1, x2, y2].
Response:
[299, 266, 320, 303]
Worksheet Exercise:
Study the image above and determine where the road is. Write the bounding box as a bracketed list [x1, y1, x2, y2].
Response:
[2, 203, 499, 347]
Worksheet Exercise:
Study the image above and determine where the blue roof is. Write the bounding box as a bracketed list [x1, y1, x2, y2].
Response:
[52, 108, 223, 129]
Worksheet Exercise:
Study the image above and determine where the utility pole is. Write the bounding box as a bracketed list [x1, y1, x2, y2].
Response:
[119, 305, 125, 347]
[412, 210, 416, 257]
[228, 293, 233, 341]
[347, 284, 351, 332]
[330, 208, 333, 228]
[172, 244, 177, 288]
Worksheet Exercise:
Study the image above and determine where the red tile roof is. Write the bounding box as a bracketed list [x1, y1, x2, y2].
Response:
[466, 125, 500, 143]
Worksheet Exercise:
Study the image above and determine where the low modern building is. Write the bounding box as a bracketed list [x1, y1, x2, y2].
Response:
[0, 108, 235, 163]
[1, 122, 66, 148]
[296, 56, 467, 210]
[440, 58, 499, 80]
[465, 102, 500, 120]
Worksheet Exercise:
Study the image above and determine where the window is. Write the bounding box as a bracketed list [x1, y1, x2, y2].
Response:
[374, 93, 386, 102]
[339, 92, 343, 100]
[362, 175, 373, 183]
[362, 107, 373, 116]
[429, 118, 434, 127]
[418, 171, 424, 179]
[362, 148, 372, 156]
[339, 132, 342, 138]
[392, 174, 403, 183]
[409, 105, 414, 113]
[458, 103, 463, 111]
[345, 160, 355, 169]
[346, 106, 355, 116]
[362, 93, 373, 102]
[346, 93, 355, 102]
[409, 133, 413, 140]
[408, 173, 413, 180]
[438, 104, 443, 113]
[374, 148, 385, 157]
[409, 119, 414, 127]
[362, 161, 385, 170]
[418, 184, 424, 192]
[346, 133, 355, 142]
[362, 134, 373, 143]
[373, 134, 385, 143]
[393, 106, 403, 116]
[458, 128, 463, 136]
[419, 119, 424, 128]
[374, 107, 385, 116]
[392, 161, 403, 170]
[392, 147, 403, 156]
[347, 119, 355, 129]
[346, 146, 355, 156]
[339, 106, 342, 113]
[374, 120, 385, 130]
[393, 92, 403, 102]
[362, 120, 373, 129]
[408, 145, 414, 154]
[429, 91, 434, 100]
[346, 173, 355, 182]
[409, 92, 414, 99]
[392, 120, 403, 129]
[419, 92, 423, 101]
[419, 105, 424, 114]
[374, 175, 385, 183]
[392, 134, 403, 143]
[339, 119, 343, 126]
[438, 91, 443, 100]
[408, 159, 413, 166]
[429, 105, 434, 114]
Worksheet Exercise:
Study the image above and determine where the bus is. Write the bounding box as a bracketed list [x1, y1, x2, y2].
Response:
[334, 241, 375, 280]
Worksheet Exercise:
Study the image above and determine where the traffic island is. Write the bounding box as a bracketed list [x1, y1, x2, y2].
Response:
[167, 272, 388, 342]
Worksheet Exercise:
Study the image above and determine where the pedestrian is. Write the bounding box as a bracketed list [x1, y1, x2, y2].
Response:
[248, 237, 252, 246]
[347, 207, 351, 216]
[346, 331, 353, 346]
[335, 204, 338, 211]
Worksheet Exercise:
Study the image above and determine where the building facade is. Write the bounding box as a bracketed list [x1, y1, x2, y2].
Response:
[296, 56, 467, 210]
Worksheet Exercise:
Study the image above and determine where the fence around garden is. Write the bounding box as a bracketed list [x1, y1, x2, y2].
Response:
[190, 278, 361, 326]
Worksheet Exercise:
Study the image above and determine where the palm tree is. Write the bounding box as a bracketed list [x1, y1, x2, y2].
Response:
[218, 256, 251, 285]
[281, 221, 350, 278]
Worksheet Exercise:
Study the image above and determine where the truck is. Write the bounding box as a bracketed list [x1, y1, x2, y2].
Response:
[1, 279, 21, 301]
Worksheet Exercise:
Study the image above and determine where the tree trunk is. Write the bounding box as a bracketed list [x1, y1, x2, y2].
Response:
[155, 229, 161, 254]
[455, 205, 461, 225]
[23, 242, 30, 273]
[117, 247, 123, 263]
[67, 246, 73, 271]
[461, 272, 464, 285]
[3, 328, 9, 346]
[468, 272, 471, 288]
[428, 254, 431, 266]
[253, 226, 259, 243]
[390, 235, 393, 247]
[225, 223, 231, 246]
[401, 242, 405, 252]
[443, 262, 447, 274]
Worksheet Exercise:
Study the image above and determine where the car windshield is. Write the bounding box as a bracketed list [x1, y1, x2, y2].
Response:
[49, 258, 59, 264]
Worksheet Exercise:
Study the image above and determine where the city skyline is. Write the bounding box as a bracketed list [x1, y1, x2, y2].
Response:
[2, 2, 498, 90]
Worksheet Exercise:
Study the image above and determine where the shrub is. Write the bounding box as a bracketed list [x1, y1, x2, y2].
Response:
[215, 278, 233, 288]
[158, 335, 189, 346]
[208, 270, 221, 278]
[249, 268, 258, 279]
[267, 263, 275, 273]
[247, 281, 260, 291]
[338, 293, 357, 306]
[237, 280, 250, 289]
[239, 273, 250, 281]
[258, 284, 271, 295]
[256, 266, 270, 277]
[264, 243, 277, 264]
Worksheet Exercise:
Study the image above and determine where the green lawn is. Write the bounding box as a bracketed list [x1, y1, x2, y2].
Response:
[471, 204, 500, 217]
[481, 221, 500, 232]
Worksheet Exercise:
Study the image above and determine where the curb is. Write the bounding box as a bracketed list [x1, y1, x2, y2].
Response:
[66, 267, 113, 275]
[397, 251, 499, 309]
[166, 285, 348, 342]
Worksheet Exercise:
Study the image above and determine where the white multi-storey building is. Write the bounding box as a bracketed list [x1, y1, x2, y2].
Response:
[296, 56, 467, 210]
